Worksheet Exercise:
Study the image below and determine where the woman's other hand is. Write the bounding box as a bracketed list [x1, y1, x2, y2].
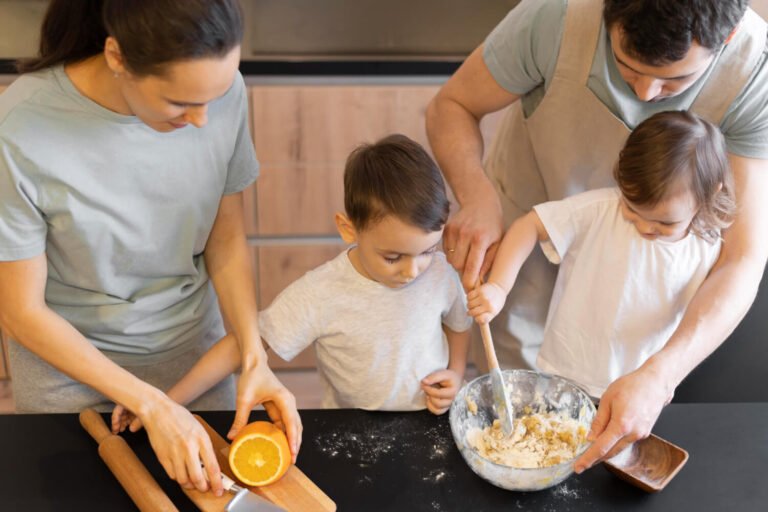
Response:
[228, 363, 303, 464]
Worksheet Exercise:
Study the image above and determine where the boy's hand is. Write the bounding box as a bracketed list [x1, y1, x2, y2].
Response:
[421, 369, 464, 415]
[466, 282, 507, 324]
[111, 403, 144, 433]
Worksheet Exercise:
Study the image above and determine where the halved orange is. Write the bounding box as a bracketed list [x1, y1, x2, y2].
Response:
[228, 421, 292, 487]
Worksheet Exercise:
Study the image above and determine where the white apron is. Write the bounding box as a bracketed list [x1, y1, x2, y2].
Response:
[476, 0, 767, 370]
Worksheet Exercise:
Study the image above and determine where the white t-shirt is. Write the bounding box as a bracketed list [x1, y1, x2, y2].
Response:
[259, 249, 472, 410]
[533, 188, 722, 397]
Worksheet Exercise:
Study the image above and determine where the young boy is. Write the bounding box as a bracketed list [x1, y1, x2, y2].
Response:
[113, 134, 471, 432]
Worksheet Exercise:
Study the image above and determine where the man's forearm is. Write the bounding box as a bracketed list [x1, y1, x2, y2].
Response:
[426, 95, 492, 206]
[645, 255, 763, 391]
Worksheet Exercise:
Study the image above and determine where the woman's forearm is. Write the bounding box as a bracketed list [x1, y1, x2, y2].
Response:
[0, 256, 166, 414]
[204, 193, 266, 370]
[4, 305, 166, 413]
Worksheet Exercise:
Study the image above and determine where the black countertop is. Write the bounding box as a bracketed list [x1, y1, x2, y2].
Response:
[1, 403, 766, 511]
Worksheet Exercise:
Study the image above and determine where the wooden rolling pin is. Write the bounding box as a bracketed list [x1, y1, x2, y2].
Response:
[80, 408, 178, 512]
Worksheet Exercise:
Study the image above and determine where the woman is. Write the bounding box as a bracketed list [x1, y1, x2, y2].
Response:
[0, 0, 300, 496]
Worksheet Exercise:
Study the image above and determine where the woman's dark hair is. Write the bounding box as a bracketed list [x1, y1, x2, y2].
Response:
[604, 0, 748, 65]
[344, 134, 450, 233]
[17, 0, 242, 76]
[614, 111, 736, 243]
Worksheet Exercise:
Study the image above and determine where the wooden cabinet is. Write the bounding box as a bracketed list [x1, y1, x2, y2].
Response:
[0, 86, 7, 380]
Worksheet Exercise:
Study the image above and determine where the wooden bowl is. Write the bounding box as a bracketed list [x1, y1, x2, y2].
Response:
[603, 434, 689, 492]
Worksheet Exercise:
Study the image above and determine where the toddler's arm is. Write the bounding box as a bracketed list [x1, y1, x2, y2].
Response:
[421, 325, 470, 415]
[467, 210, 549, 323]
[111, 333, 242, 433]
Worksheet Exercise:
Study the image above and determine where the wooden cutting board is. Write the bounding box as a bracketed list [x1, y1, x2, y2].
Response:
[181, 415, 336, 512]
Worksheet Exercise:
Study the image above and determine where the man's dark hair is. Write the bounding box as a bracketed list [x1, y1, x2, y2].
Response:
[344, 134, 450, 233]
[603, 0, 748, 65]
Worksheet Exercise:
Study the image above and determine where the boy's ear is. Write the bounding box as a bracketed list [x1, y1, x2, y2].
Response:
[104, 37, 128, 76]
[335, 212, 358, 244]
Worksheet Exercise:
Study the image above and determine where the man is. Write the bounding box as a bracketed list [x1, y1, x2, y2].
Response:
[426, 0, 768, 472]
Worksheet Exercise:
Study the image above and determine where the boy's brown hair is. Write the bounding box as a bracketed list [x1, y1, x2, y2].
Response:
[344, 134, 449, 232]
[614, 110, 736, 243]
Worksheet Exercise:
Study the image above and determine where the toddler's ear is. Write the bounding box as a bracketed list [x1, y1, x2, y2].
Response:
[334, 212, 358, 244]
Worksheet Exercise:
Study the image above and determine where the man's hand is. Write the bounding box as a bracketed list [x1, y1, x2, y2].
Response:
[228, 362, 303, 464]
[443, 193, 504, 291]
[421, 369, 464, 415]
[574, 366, 673, 473]
[466, 281, 507, 324]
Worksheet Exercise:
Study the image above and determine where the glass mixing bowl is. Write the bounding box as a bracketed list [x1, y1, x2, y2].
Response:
[449, 369, 596, 491]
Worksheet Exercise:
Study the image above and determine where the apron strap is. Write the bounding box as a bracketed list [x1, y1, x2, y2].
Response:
[553, 0, 604, 85]
[691, 9, 767, 125]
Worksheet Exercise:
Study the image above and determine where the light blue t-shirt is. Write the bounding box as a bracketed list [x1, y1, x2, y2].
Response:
[0, 66, 259, 365]
[483, 0, 768, 159]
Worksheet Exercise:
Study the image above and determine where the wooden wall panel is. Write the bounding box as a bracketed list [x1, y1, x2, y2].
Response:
[251, 85, 439, 167]
[249, 85, 505, 237]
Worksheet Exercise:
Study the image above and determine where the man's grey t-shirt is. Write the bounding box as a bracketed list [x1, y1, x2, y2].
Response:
[0, 67, 259, 365]
[483, 0, 768, 159]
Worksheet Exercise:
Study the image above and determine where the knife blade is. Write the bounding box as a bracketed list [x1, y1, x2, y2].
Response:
[221, 473, 287, 512]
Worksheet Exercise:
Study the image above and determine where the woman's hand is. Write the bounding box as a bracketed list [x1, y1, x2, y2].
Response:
[421, 369, 464, 415]
[228, 362, 303, 463]
[137, 395, 225, 496]
[466, 281, 507, 324]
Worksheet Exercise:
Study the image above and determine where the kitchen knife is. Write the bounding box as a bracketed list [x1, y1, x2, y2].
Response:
[221, 473, 287, 512]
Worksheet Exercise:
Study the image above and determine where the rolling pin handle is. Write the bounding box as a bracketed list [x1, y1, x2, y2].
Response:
[80, 407, 113, 444]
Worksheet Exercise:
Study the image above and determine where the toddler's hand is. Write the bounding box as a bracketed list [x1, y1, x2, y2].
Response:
[466, 282, 507, 324]
[111, 403, 144, 434]
[421, 369, 464, 415]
